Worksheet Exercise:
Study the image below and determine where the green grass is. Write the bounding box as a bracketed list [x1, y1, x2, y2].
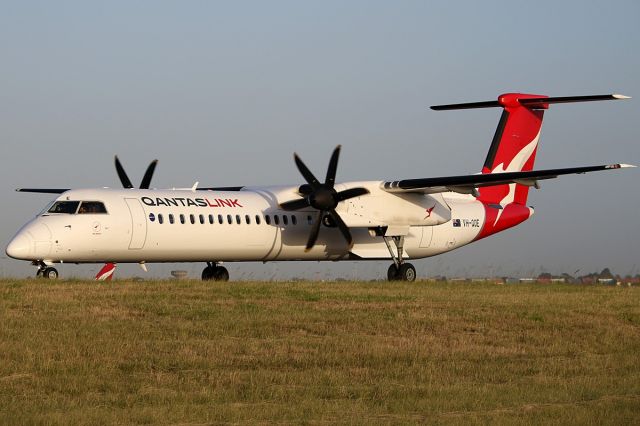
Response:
[0, 280, 638, 425]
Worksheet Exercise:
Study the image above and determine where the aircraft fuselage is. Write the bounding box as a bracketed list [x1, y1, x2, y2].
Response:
[7, 182, 509, 265]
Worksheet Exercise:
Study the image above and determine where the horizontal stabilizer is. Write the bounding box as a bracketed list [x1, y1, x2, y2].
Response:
[431, 93, 630, 110]
[382, 163, 635, 195]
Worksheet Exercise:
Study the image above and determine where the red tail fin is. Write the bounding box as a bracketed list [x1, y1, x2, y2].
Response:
[479, 93, 547, 205]
[430, 93, 629, 207]
[431, 92, 629, 240]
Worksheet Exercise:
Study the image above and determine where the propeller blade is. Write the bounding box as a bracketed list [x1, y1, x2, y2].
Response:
[288, 146, 364, 251]
[294, 153, 321, 189]
[336, 187, 369, 202]
[328, 209, 353, 247]
[280, 198, 311, 211]
[298, 184, 314, 195]
[139, 159, 158, 189]
[325, 145, 341, 187]
[114, 156, 134, 189]
[305, 211, 324, 251]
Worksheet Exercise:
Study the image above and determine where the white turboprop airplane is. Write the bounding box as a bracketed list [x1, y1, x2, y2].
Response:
[6, 93, 634, 281]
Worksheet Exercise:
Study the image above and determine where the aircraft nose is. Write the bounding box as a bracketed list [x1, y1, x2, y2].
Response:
[6, 233, 32, 260]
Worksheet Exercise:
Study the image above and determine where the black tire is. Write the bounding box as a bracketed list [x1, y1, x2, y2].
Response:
[399, 263, 416, 282]
[43, 267, 58, 280]
[201, 266, 215, 281]
[387, 264, 400, 281]
[213, 266, 230, 282]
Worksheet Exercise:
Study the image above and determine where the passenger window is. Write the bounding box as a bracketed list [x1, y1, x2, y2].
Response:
[78, 201, 108, 214]
[291, 215, 297, 225]
[274, 215, 280, 225]
[149, 213, 156, 222]
[158, 214, 164, 224]
[235, 215, 241, 224]
[180, 214, 185, 224]
[48, 201, 80, 214]
[283, 215, 288, 226]
[209, 214, 214, 224]
[245, 215, 251, 224]
[255, 215, 261, 225]
[189, 214, 195, 224]
[227, 214, 233, 224]
[265, 215, 271, 225]
[169, 214, 175, 224]
[218, 214, 223, 224]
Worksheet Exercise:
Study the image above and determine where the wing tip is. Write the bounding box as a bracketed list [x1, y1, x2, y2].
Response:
[617, 163, 637, 168]
[612, 94, 631, 100]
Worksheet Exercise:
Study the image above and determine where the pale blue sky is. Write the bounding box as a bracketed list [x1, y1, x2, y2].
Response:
[1, 1, 638, 279]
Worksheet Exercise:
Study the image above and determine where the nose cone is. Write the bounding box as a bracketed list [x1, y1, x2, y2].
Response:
[6, 220, 51, 261]
[6, 233, 32, 260]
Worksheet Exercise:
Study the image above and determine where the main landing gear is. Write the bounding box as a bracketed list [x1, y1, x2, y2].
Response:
[202, 262, 230, 281]
[383, 236, 417, 282]
[34, 262, 58, 279]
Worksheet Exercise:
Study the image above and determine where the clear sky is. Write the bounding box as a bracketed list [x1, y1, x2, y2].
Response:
[1, 1, 638, 279]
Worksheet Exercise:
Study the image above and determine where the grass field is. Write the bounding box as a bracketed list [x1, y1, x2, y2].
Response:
[0, 279, 638, 425]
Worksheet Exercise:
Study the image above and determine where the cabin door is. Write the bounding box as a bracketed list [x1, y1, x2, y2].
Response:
[125, 198, 147, 249]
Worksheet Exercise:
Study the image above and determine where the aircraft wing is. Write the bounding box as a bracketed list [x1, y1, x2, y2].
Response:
[16, 187, 247, 193]
[16, 188, 70, 194]
[381, 163, 635, 194]
[196, 186, 245, 191]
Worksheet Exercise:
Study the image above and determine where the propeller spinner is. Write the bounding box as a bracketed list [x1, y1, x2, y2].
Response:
[279, 145, 369, 251]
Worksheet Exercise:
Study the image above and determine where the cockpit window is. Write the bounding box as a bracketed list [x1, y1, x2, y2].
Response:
[47, 201, 80, 214]
[38, 200, 56, 216]
[78, 201, 107, 214]
[46, 201, 107, 214]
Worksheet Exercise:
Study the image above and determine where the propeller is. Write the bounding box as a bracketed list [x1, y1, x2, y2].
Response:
[101, 156, 158, 280]
[114, 156, 158, 189]
[280, 145, 369, 251]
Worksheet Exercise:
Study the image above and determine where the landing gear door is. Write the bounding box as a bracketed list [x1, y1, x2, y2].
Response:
[125, 198, 147, 249]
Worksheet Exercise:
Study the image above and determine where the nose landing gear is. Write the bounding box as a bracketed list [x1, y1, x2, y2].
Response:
[42, 267, 59, 279]
[34, 262, 58, 280]
[202, 262, 230, 281]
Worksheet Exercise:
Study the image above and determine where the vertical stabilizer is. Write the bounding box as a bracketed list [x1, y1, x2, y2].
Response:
[430, 92, 630, 239]
[479, 93, 546, 205]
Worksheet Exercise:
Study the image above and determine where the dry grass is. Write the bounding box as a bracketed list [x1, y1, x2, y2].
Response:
[0, 279, 639, 424]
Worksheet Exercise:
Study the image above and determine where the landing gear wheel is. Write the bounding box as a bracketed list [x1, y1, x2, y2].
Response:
[398, 263, 416, 282]
[387, 264, 400, 281]
[202, 266, 215, 281]
[202, 265, 230, 281]
[213, 266, 229, 282]
[383, 236, 414, 282]
[42, 267, 58, 280]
